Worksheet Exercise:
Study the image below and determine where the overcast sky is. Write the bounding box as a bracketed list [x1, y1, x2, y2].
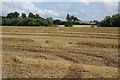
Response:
[2, 2, 119, 21]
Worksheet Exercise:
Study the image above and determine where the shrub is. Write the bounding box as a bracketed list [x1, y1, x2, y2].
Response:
[65, 21, 73, 27]
[91, 25, 95, 27]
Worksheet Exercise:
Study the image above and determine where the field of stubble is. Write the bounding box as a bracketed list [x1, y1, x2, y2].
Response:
[2, 26, 119, 78]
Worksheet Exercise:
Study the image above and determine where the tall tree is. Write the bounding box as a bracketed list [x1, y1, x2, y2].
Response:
[6, 12, 14, 19]
[34, 14, 41, 19]
[74, 17, 79, 21]
[66, 14, 70, 21]
[28, 12, 34, 18]
[70, 15, 75, 21]
[21, 13, 27, 18]
[13, 12, 20, 18]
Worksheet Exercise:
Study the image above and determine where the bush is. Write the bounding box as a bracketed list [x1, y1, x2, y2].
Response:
[65, 21, 73, 27]
[91, 25, 95, 27]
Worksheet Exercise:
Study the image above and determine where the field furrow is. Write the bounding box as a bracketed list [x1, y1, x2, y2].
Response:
[2, 26, 119, 78]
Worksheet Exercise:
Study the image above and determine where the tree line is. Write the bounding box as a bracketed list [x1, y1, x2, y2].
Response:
[2, 12, 55, 26]
[97, 14, 120, 27]
[2, 12, 82, 27]
[1, 11, 120, 27]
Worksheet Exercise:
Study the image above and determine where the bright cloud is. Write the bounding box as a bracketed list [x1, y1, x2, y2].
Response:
[2, 2, 118, 21]
[2, 2, 59, 18]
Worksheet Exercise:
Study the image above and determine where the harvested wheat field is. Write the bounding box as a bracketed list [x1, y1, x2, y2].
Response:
[2, 26, 119, 78]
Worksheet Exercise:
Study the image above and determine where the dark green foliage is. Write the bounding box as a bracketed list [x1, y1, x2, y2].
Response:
[14, 12, 20, 18]
[21, 13, 27, 18]
[2, 18, 13, 26]
[0, 16, 2, 25]
[6, 12, 14, 19]
[28, 12, 34, 18]
[73, 17, 79, 21]
[53, 19, 62, 25]
[34, 14, 41, 19]
[65, 14, 80, 27]
[98, 14, 120, 27]
[2, 12, 54, 26]
[65, 20, 73, 27]
[46, 17, 54, 26]
[28, 12, 41, 19]
[6, 12, 20, 19]
[66, 14, 70, 21]
[66, 14, 80, 21]
[3, 12, 120, 27]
